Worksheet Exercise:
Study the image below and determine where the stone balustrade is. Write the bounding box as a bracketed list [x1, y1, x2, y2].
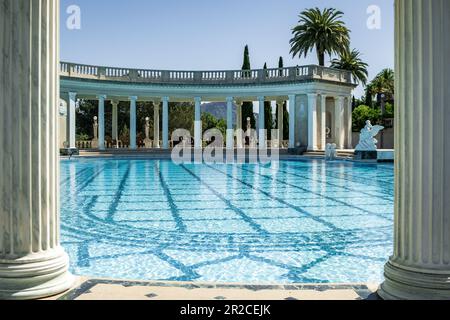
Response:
[60, 62, 356, 85]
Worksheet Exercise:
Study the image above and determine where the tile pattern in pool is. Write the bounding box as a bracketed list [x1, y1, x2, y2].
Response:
[60, 159, 394, 284]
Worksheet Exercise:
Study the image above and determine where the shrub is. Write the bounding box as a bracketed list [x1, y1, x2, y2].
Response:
[352, 105, 381, 132]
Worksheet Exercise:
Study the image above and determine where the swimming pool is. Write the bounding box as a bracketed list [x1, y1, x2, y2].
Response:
[60, 159, 394, 284]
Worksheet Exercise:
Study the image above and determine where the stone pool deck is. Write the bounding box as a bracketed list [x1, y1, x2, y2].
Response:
[47, 277, 380, 300]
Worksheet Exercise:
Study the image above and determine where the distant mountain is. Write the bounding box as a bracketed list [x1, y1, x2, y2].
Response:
[201, 102, 236, 123]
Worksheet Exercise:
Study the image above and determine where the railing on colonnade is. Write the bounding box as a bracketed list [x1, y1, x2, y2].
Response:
[60, 62, 357, 86]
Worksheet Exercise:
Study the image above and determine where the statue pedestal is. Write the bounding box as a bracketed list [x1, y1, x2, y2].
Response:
[91, 139, 98, 149]
[144, 139, 152, 149]
[354, 150, 378, 161]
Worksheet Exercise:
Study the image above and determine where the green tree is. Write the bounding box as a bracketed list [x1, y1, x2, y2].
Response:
[241, 45, 256, 129]
[370, 68, 395, 102]
[352, 105, 381, 132]
[290, 7, 350, 66]
[202, 113, 226, 138]
[331, 49, 369, 85]
[276, 57, 290, 140]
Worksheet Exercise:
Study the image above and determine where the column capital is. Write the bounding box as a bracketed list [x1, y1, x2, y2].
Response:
[68, 92, 77, 100]
[226, 96, 234, 103]
[111, 100, 120, 106]
[194, 96, 202, 103]
[307, 93, 318, 99]
[276, 98, 285, 105]
[129, 96, 138, 102]
[257, 96, 265, 102]
[162, 96, 170, 103]
[97, 94, 107, 100]
[288, 94, 296, 101]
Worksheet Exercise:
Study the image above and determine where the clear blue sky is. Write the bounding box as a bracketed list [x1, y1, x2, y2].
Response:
[60, 0, 394, 98]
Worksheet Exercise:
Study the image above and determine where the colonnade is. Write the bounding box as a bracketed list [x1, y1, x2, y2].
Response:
[64, 93, 353, 151]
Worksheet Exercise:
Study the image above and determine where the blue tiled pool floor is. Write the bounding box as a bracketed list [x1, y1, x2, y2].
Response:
[60, 159, 394, 284]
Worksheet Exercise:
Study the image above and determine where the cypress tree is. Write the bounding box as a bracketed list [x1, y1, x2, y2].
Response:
[263, 63, 273, 139]
[241, 45, 256, 130]
[275, 57, 290, 141]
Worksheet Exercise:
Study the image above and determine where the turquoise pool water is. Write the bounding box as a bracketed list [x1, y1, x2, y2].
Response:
[60, 159, 394, 284]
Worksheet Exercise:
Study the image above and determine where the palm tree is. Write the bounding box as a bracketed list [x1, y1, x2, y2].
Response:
[331, 49, 369, 85]
[290, 7, 350, 66]
[371, 68, 395, 100]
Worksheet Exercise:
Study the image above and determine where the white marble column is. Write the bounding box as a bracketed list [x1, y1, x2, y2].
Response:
[288, 95, 296, 149]
[277, 99, 284, 146]
[334, 96, 345, 150]
[129, 96, 137, 150]
[98, 95, 106, 150]
[320, 94, 327, 150]
[194, 97, 202, 149]
[226, 97, 234, 149]
[346, 97, 353, 149]
[307, 93, 318, 151]
[0, 0, 74, 299]
[153, 101, 160, 148]
[236, 100, 243, 148]
[111, 100, 119, 141]
[68, 92, 77, 149]
[258, 96, 266, 147]
[379, 0, 450, 300]
[162, 97, 169, 149]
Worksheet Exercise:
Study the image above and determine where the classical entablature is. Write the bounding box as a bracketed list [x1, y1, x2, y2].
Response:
[59, 62, 357, 151]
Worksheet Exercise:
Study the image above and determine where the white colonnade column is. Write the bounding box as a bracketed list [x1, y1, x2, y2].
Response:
[258, 96, 266, 147]
[307, 93, 318, 151]
[0, 0, 74, 299]
[194, 97, 202, 149]
[98, 95, 106, 150]
[129, 96, 137, 150]
[153, 101, 160, 148]
[379, 0, 450, 300]
[68, 92, 77, 149]
[334, 96, 345, 150]
[346, 96, 353, 149]
[236, 100, 243, 148]
[111, 100, 119, 142]
[277, 99, 284, 147]
[226, 97, 234, 149]
[162, 97, 169, 149]
[288, 95, 296, 149]
[320, 94, 327, 150]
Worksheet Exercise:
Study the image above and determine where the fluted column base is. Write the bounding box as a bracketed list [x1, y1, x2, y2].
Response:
[379, 260, 450, 300]
[0, 247, 74, 300]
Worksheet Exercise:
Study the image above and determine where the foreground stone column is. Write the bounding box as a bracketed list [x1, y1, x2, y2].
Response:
[288, 95, 296, 149]
[162, 97, 169, 149]
[0, 0, 74, 299]
[194, 97, 202, 149]
[129, 96, 137, 150]
[226, 97, 234, 149]
[379, 0, 450, 300]
[258, 96, 266, 147]
[153, 101, 160, 148]
[307, 93, 318, 151]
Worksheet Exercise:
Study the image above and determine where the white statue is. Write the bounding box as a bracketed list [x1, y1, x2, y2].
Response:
[325, 143, 337, 160]
[355, 120, 384, 151]
[91, 116, 99, 149]
[144, 117, 152, 148]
